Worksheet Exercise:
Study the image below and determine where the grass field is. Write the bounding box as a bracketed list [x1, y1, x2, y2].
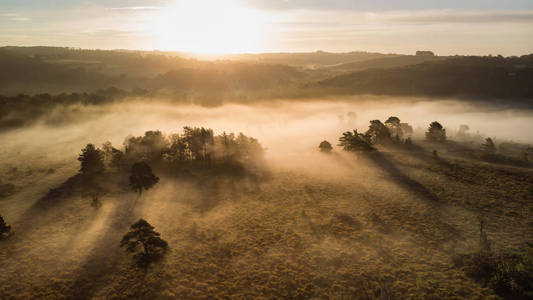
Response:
[1, 136, 532, 299]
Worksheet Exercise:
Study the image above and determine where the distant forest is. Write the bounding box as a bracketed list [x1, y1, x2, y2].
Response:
[1, 46, 532, 104]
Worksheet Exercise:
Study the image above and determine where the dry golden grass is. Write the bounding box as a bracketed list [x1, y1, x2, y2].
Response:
[1, 148, 532, 299]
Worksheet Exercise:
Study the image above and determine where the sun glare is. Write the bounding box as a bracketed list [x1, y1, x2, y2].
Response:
[152, 0, 267, 54]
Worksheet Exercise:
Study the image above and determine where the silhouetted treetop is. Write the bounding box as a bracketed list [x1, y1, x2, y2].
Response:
[121, 219, 168, 268]
[338, 130, 375, 152]
[482, 138, 496, 154]
[426, 121, 446, 142]
[78, 144, 105, 178]
[0, 215, 11, 239]
[319, 141, 333, 153]
[365, 120, 391, 145]
[129, 162, 159, 196]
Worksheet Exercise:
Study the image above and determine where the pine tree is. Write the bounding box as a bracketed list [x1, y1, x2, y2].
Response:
[121, 219, 168, 268]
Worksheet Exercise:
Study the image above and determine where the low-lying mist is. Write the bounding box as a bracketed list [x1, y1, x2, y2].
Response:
[1, 96, 533, 299]
[2, 96, 531, 163]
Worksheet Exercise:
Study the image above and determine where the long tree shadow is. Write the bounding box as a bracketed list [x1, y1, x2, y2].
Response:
[0, 174, 86, 252]
[61, 197, 140, 299]
[364, 151, 440, 202]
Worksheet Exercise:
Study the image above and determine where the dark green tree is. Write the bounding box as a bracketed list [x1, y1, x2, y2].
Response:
[0, 215, 11, 239]
[482, 138, 496, 154]
[425, 121, 446, 142]
[78, 144, 105, 178]
[338, 130, 375, 152]
[78, 144, 105, 206]
[319, 140, 333, 153]
[129, 162, 159, 196]
[365, 120, 391, 145]
[385, 116, 402, 140]
[121, 219, 168, 268]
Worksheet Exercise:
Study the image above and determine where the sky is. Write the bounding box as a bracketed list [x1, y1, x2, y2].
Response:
[1, 0, 532, 55]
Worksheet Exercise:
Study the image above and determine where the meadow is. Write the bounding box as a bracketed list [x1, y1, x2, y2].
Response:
[1, 98, 532, 299]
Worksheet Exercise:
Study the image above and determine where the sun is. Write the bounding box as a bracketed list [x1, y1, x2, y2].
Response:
[151, 0, 267, 54]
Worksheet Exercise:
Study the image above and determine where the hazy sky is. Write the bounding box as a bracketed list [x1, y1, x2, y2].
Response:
[1, 0, 532, 55]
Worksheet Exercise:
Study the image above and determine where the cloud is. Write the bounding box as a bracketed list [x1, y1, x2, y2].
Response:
[245, 0, 533, 11]
[386, 10, 533, 24]
[109, 6, 162, 11]
[0, 13, 30, 21]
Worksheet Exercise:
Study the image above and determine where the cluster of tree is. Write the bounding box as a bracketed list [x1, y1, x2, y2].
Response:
[0, 88, 147, 132]
[335, 116, 414, 152]
[121, 128, 264, 167]
[77, 127, 263, 203]
[317, 55, 533, 100]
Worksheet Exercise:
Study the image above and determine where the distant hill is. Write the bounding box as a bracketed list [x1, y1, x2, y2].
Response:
[322, 55, 447, 74]
[2, 46, 533, 103]
[223, 51, 400, 68]
[315, 55, 533, 101]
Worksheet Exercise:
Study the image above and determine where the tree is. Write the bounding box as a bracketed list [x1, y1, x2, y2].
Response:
[0, 215, 11, 239]
[426, 121, 446, 142]
[338, 130, 375, 152]
[78, 144, 105, 178]
[482, 138, 496, 154]
[400, 123, 414, 138]
[78, 144, 105, 206]
[129, 162, 159, 196]
[385, 116, 403, 141]
[365, 120, 391, 145]
[457, 124, 470, 139]
[319, 140, 333, 153]
[121, 219, 168, 268]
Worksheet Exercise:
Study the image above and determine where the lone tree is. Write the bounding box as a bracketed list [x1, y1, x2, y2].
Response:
[425, 121, 446, 142]
[121, 219, 168, 268]
[129, 162, 159, 196]
[0, 215, 11, 239]
[319, 140, 333, 153]
[482, 138, 496, 154]
[339, 130, 375, 152]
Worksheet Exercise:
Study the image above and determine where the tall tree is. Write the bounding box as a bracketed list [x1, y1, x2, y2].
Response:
[78, 144, 105, 178]
[385, 116, 402, 140]
[425, 121, 446, 142]
[365, 120, 391, 145]
[121, 219, 168, 268]
[129, 162, 159, 196]
[78, 144, 105, 206]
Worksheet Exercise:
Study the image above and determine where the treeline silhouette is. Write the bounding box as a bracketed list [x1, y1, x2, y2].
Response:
[85, 127, 264, 179]
[2, 46, 533, 104]
[0, 88, 146, 130]
[317, 55, 533, 101]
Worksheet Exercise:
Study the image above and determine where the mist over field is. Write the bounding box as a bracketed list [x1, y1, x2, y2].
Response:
[1, 92, 532, 298]
[2, 2, 533, 295]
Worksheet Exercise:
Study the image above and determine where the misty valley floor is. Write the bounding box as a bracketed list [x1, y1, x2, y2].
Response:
[1, 147, 532, 299]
